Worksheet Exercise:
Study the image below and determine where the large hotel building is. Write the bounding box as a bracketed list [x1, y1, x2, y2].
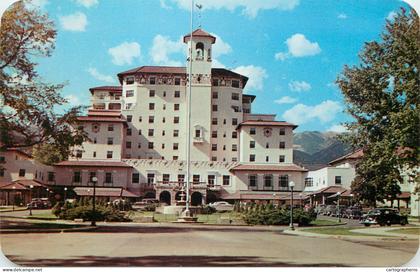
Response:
[0, 29, 308, 206]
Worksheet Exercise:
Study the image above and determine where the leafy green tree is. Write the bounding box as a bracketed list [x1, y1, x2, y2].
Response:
[0, 1, 85, 159]
[337, 8, 419, 205]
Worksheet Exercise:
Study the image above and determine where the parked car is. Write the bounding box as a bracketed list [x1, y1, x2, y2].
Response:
[27, 198, 51, 209]
[209, 201, 234, 211]
[360, 208, 408, 227]
[132, 198, 159, 211]
[323, 205, 336, 216]
[343, 207, 363, 219]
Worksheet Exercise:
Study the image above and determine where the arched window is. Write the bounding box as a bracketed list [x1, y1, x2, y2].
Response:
[196, 42, 204, 60]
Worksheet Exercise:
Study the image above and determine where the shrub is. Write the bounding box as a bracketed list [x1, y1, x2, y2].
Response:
[56, 204, 131, 222]
[242, 207, 316, 226]
[201, 205, 216, 214]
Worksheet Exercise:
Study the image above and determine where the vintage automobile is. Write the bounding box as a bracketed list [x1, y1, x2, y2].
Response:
[360, 208, 408, 227]
[208, 201, 234, 211]
[132, 198, 159, 211]
[26, 198, 51, 209]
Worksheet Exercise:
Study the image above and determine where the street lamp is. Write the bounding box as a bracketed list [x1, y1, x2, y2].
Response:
[29, 185, 34, 216]
[91, 177, 98, 226]
[349, 193, 354, 207]
[289, 181, 295, 230]
[12, 186, 16, 211]
[64, 187, 68, 203]
[337, 192, 341, 223]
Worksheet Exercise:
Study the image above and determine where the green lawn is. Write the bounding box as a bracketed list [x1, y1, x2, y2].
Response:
[27, 212, 58, 220]
[129, 211, 243, 224]
[301, 227, 384, 236]
[387, 228, 420, 235]
[310, 219, 345, 226]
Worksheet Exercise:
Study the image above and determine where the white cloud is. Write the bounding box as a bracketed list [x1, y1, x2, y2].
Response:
[288, 80, 311, 92]
[212, 59, 226, 68]
[274, 96, 297, 105]
[87, 68, 115, 83]
[282, 100, 342, 125]
[211, 33, 232, 58]
[59, 12, 88, 32]
[337, 13, 347, 19]
[74, 0, 98, 8]
[387, 11, 397, 21]
[65, 94, 82, 106]
[0, 0, 16, 15]
[233, 65, 267, 93]
[160, 0, 171, 9]
[108, 42, 141, 66]
[167, 0, 299, 18]
[327, 124, 348, 133]
[275, 33, 321, 61]
[149, 35, 184, 66]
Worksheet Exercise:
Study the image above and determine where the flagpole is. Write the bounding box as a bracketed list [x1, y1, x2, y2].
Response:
[185, 0, 194, 214]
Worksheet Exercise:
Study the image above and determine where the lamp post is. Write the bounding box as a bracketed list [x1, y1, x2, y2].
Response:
[349, 193, 354, 207]
[337, 192, 341, 223]
[64, 187, 68, 203]
[91, 177, 97, 226]
[289, 181, 295, 230]
[29, 185, 34, 216]
[12, 186, 16, 211]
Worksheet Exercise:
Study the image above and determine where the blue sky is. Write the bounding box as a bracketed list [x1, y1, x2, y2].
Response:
[1, 0, 415, 132]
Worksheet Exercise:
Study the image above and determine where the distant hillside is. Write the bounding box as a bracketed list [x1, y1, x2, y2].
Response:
[293, 131, 351, 170]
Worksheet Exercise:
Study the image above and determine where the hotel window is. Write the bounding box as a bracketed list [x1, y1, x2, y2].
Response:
[212, 79, 219, 86]
[173, 143, 179, 150]
[163, 91, 166, 97]
[212, 92, 218, 99]
[107, 137, 113, 145]
[305, 177, 313, 187]
[148, 142, 154, 149]
[149, 77, 156, 85]
[162, 130, 165, 136]
[250, 128, 256, 135]
[126, 90, 134, 97]
[232, 157, 237, 162]
[173, 156, 178, 160]
[249, 175, 257, 187]
[279, 155, 285, 163]
[279, 142, 285, 149]
[208, 175, 215, 186]
[174, 117, 179, 124]
[279, 128, 285, 135]
[266, 143, 269, 148]
[212, 105, 218, 111]
[149, 116, 154, 123]
[173, 130, 179, 137]
[231, 92, 239, 100]
[107, 151, 113, 158]
[132, 173, 140, 183]
[73, 171, 81, 183]
[149, 90, 155, 97]
[148, 129, 154, 137]
[211, 156, 217, 161]
[76, 150, 82, 158]
[195, 129, 201, 138]
[212, 131, 217, 138]
[232, 80, 240, 88]
[138, 129, 142, 135]
[335, 176, 342, 185]
[223, 145, 226, 151]
[265, 156, 269, 162]
[162, 117, 166, 123]
[162, 143, 165, 149]
[93, 138, 97, 144]
[139, 116, 142, 122]
[249, 154, 255, 162]
[174, 104, 180, 111]
[232, 144, 237, 151]
[89, 172, 96, 182]
[163, 174, 170, 182]
[175, 78, 181, 85]
[138, 143, 141, 148]
[163, 104, 166, 110]
[212, 118, 218, 125]
[279, 175, 289, 188]
[127, 115, 132, 122]
[19, 169, 26, 177]
[108, 124, 114, 131]
[232, 106, 240, 112]
[232, 131, 237, 138]
[232, 118, 238, 125]
[149, 103, 155, 110]
[212, 144, 217, 151]
[223, 119, 226, 125]
[126, 128, 132, 136]
[178, 174, 185, 182]
[264, 175, 273, 187]
[125, 103, 133, 110]
[48, 172, 55, 182]
[126, 76, 135, 85]
[174, 90, 180, 98]
[147, 173, 155, 184]
[193, 175, 200, 184]
[92, 123, 100, 132]
[105, 172, 113, 183]
[223, 175, 230, 186]
[126, 141, 132, 148]
[248, 140, 255, 148]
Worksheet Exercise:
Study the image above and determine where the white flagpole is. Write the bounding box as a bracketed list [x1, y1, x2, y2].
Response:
[185, 0, 194, 214]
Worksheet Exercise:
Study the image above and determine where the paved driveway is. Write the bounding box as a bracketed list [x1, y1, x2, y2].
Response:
[1, 223, 418, 267]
